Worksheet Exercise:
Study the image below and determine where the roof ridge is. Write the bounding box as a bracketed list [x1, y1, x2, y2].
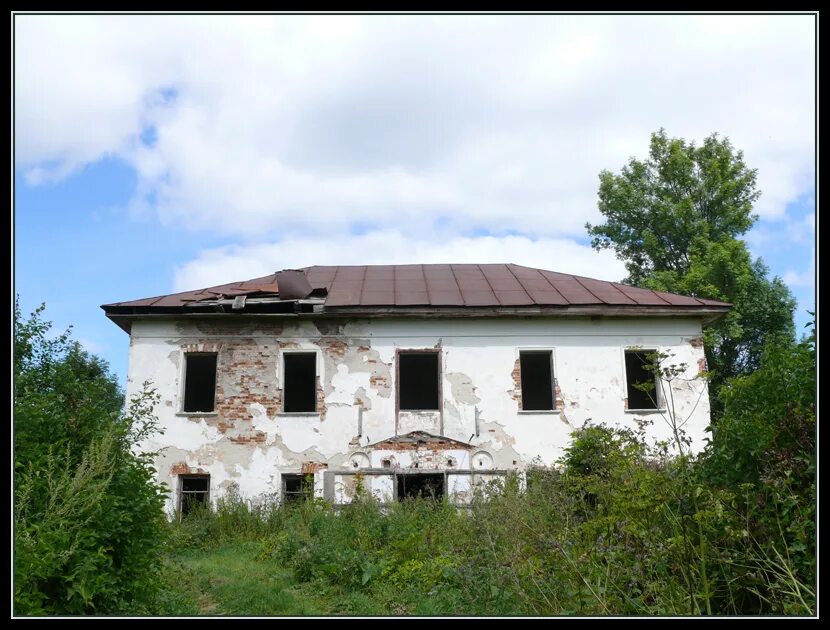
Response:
[103, 264, 733, 312]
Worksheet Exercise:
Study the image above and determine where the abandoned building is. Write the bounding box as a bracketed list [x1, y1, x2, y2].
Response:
[102, 264, 730, 513]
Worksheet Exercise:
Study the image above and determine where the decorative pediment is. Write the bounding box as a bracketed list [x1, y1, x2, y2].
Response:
[366, 431, 474, 451]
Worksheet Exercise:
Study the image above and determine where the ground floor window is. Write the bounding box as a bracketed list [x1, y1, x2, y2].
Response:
[396, 473, 445, 500]
[282, 473, 313, 503]
[179, 475, 210, 516]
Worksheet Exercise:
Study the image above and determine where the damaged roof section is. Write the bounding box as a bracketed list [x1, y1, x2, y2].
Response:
[101, 264, 732, 332]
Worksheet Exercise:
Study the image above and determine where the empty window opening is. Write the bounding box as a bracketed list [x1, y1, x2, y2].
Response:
[179, 475, 210, 516]
[399, 352, 440, 410]
[282, 473, 313, 503]
[183, 354, 217, 413]
[625, 350, 659, 410]
[397, 473, 444, 501]
[519, 351, 554, 411]
[283, 353, 317, 413]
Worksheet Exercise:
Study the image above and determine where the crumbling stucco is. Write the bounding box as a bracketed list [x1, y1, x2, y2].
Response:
[126, 317, 713, 513]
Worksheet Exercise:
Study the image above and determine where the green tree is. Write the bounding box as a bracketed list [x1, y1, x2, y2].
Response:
[586, 129, 796, 407]
[14, 299, 169, 615]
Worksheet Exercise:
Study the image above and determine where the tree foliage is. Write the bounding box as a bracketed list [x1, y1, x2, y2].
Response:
[587, 128, 759, 285]
[14, 299, 169, 615]
[586, 129, 796, 406]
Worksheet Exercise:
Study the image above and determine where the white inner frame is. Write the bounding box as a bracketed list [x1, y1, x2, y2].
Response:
[622, 347, 664, 412]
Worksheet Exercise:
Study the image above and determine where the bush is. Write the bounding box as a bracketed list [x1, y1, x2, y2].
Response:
[14, 301, 169, 615]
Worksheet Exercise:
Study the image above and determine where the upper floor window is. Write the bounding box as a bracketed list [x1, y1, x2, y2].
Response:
[519, 350, 554, 411]
[398, 351, 440, 411]
[283, 352, 317, 413]
[624, 350, 659, 410]
[183, 353, 217, 413]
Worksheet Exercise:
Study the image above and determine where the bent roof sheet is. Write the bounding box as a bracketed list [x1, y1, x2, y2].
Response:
[102, 264, 730, 310]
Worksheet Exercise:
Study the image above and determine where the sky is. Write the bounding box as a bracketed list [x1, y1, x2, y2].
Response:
[13, 14, 816, 387]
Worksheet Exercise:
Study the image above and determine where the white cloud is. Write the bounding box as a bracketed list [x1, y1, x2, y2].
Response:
[172, 231, 627, 292]
[15, 14, 816, 240]
[783, 249, 816, 289]
[77, 337, 106, 355]
[783, 270, 815, 288]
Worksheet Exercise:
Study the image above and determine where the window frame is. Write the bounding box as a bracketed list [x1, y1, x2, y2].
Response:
[396, 348, 443, 413]
[517, 349, 557, 412]
[178, 474, 210, 518]
[515, 347, 559, 414]
[279, 349, 322, 416]
[394, 471, 447, 501]
[178, 352, 218, 415]
[281, 472, 314, 503]
[623, 348, 662, 412]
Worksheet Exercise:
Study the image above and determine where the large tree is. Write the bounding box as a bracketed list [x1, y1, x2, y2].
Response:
[586, 129, 796, 410]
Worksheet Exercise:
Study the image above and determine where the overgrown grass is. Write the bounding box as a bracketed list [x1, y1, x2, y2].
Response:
[156, 543, 330, 615]
[154, 435, 815, 617]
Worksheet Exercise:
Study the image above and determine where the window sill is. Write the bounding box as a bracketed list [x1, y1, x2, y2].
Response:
[277, 412, 321, 418]
[176, 411, 218, 417]
[624, 409, 666, 414]
[518, 410, 560, 415]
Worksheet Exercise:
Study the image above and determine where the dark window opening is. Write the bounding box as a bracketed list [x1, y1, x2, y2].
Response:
[283, 473, 313, 503]
[520, 351, 554, 411]
[397, 473, 444, 501]
[283, 353, 317, 413]
[183, 354, 217, 412]
[625, 350, 659, 410]
[179, 475, 210, 516]
[399, 352, 440, 410]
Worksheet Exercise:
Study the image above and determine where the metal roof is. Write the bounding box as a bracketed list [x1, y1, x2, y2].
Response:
[102, 264, 730, 310]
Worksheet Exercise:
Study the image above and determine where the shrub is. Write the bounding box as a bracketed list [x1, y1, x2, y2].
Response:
[14, 301, 168, 615]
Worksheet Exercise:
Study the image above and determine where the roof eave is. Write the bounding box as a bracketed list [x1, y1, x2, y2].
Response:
[101, 303, 732, 334]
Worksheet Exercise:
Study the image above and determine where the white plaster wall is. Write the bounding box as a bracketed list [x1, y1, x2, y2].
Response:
[124, 316, 710, 512]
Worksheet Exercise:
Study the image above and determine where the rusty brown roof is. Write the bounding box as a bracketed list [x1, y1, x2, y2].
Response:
[102, 264, 730, 310]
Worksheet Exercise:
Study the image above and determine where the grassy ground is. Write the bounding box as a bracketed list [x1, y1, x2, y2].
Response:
[155, 542, 332, 616]
[154, 541, 397, 616]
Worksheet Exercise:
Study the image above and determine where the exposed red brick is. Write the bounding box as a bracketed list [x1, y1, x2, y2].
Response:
[301, 461, 328, 474]
[170, 462, 190, 475]
[323, 339, 348, 358]
[554, 384, 565, 411]
[510, 357, 523, 409]
[230, 430, 268, 445]
[369, 374, 388, 388]
[316, 377, 327, 421]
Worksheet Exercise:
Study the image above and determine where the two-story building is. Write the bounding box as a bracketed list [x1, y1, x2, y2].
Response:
[102, 264, 729, 513]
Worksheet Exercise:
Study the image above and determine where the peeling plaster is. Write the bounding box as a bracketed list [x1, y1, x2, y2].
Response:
[446, 372, 481, 405]
[127, 317, 713, 511]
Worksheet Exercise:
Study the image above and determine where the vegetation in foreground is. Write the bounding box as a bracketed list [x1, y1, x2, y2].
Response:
[13, 295, 815, 617]
[157, 326, 815, 616]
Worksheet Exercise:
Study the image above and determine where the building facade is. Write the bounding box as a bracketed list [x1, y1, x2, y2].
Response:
[102, 264, 729, 513]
